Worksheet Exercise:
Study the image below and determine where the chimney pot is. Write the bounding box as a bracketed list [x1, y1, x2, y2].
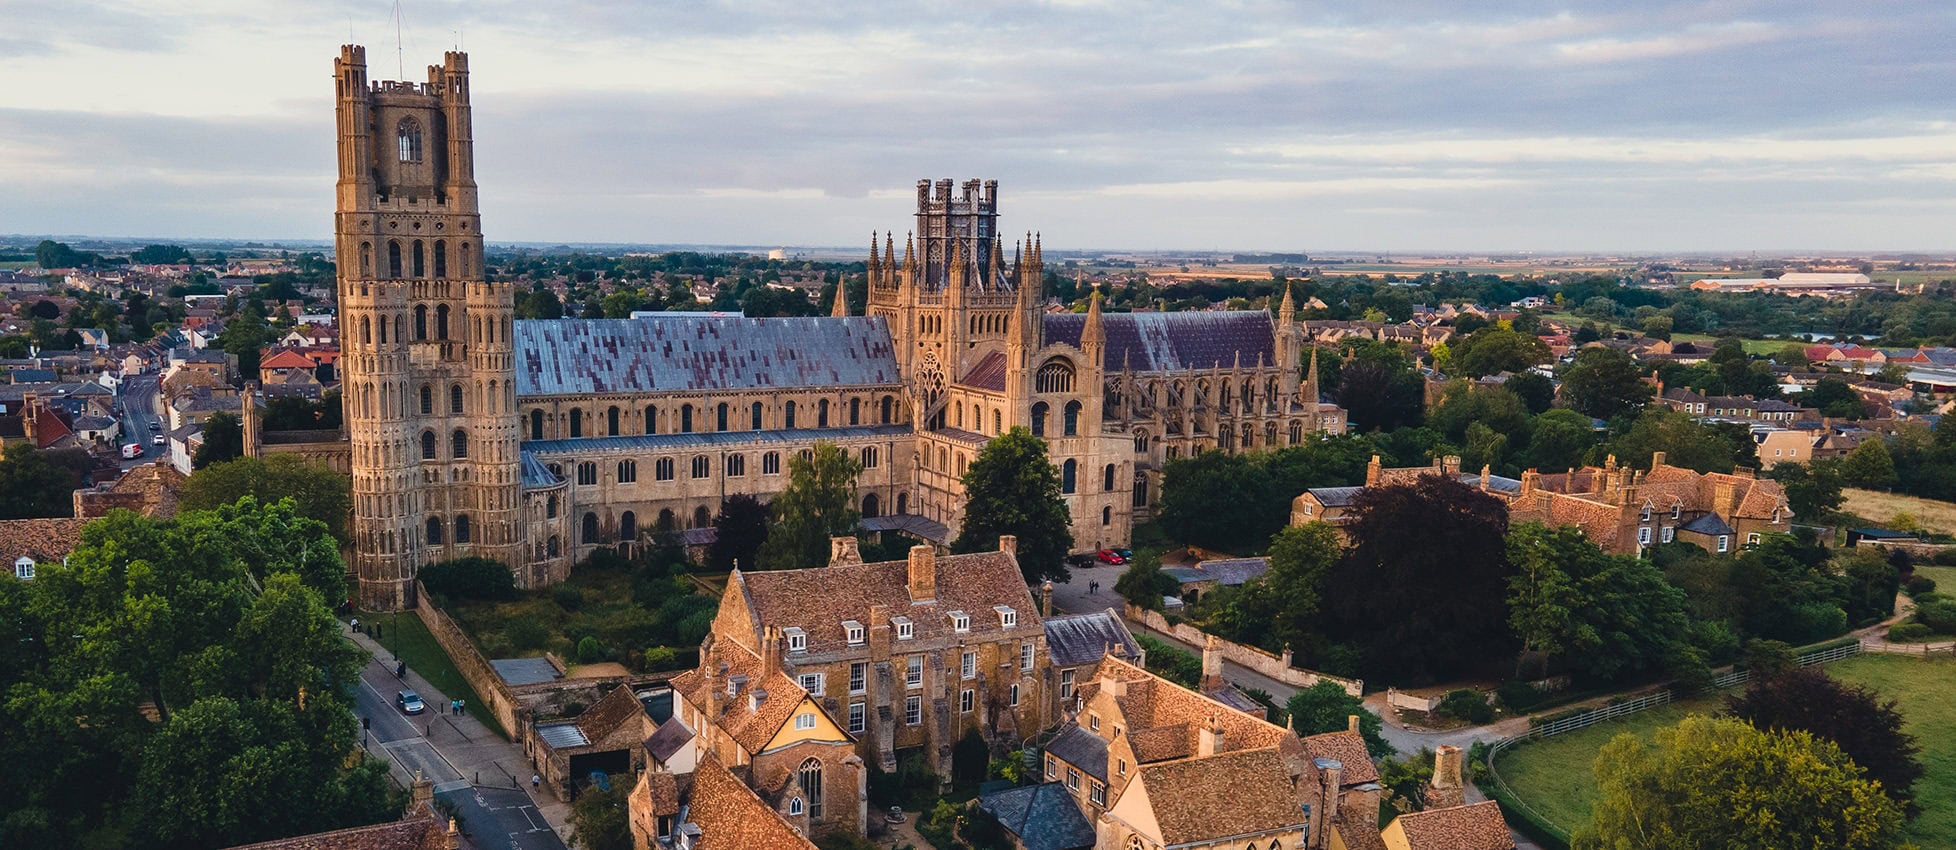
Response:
[829, 536, 862, 567]
[997, 534, 1017, 556]
[907, 545, 936, 601]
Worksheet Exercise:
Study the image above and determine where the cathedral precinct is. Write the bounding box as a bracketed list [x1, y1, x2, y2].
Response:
[333, 46, 1345, 610]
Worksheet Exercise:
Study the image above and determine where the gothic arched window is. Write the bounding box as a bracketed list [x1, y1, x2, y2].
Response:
[451, 429, 467, 459]
[433, 240, 447, 278]
[454, 514, 470, 544]
[1036, 358, 1075, 393]
[420, 430, 436, 460]
[397, 117, 423, 162]
[425, 516, 443, 545]
[1064, 401, 1081, 436]
[800, 758, 824, 819]
[450, 384, 464, 415]
[1031, 402, 1048, 438]
[1062, 459, 1077, 494]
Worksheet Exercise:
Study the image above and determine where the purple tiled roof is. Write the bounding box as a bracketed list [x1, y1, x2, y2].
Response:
[513, 317, 901, 396]
[1043, 312, 1275, 373]
[960, 350, 1008, 391]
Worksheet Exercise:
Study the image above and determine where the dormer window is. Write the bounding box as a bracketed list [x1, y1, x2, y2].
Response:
[1672, 504, 1682, 519]
[784, 627, 807, 653]
[950, 611, 970, 632]
[843, 620, 865, 645]
[1640, 506, 1652, 522]
[995, 605, 1017, 628]
[13, 556, 33, 580]
[893, 616, 914, 640]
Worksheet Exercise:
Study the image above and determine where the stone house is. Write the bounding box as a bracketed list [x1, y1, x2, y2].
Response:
[1380, 800, 1513, 850]
[627, 751, 819, 850]
[1039, 608, 1142, 724]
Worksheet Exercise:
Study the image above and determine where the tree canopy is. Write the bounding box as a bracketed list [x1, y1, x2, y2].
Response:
[1506, 523, 1688, 681]
[0, 444, 94, 519]
[182, 454, 352, 544]
[707, 493, 771, 572]
[1559, 347, 1653, 420]
[754, 442, 861, 570]
[951, 427, 1074, 584]
[194, 411, 245, 469]
[1285, 680, 1393, 759]
[1726, 667, 1922, 810]
[1575, 715, 1906, 850]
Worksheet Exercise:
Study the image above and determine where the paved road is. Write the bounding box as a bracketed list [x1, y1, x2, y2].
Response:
[115, 373, 164, 468]
[438, 786, 561, 850]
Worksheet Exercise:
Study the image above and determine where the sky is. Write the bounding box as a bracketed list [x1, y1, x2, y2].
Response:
[1, 1, 1953, 252]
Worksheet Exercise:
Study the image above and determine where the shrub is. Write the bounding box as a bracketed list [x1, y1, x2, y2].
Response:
[1437, 689, 1494, 724]
[642, 646, 679, 671]
[553, 585, 585, 611]
[418, 557, 520, 602]
[1135, 635, 1201, 688]
[1495, 681, 1549, 712]
[1886, 623, 1933, 643]
[1914, 598, 1956, 634]
[1934, 548, 1956, 566]
[576, 635, 606, 664]
[1904, 575, 1937, 596]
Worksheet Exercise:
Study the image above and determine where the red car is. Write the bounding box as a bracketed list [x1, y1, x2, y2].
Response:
[1095, 549, 1126, 565]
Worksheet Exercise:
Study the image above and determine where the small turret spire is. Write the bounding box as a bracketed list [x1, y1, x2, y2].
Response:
[831, 280, 850, 318]
[1082, 288, 1105, 350]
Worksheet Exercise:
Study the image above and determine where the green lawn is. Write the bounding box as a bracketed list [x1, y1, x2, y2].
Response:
[1914, 565, 1956, 593]
[348, 610, 502, 737]
[1494, 655, 1956, 845]
[1669, 332, 1792, 355]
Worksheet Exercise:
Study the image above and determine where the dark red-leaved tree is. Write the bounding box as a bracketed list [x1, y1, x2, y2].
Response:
[1726, 666, 1923, 811]
[1325, 474, 1516, 682]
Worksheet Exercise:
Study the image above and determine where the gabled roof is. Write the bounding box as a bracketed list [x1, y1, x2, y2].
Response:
[645, 717, 694, 763]
[731, 550, 1039, 655]
[1043, 609, 1141, 668]
[1307, 486, 1366, 507]
[1301, 728, 1380, 785]
[1044, 723, 1110, 782]
[513, 317, 901, 396]
[1134, 746, 1305, 846]
[686, 752, 819, 850]
[670, 638, 812, 755]
[1044, 311, 1275, 373]
[978, 782, 1097, 850]
[959, 349, 1008, 391]
[1383, 800, 1514, 850]
[1680, 513, 1735, 535]
[0, 517, 87, 565]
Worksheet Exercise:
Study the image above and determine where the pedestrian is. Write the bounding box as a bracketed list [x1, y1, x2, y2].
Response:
[458, 698, 466, 715]
[396, 660, 406, 678]
[350, 617, 360, 634]
[531, 773, 541, 790]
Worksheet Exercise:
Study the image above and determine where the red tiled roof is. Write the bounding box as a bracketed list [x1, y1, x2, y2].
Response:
[260, 348, 319, 370]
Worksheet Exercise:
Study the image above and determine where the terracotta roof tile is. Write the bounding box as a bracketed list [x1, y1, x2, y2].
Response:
[688, 752, 818, 850]
[1301, 729, 1381, 785]
[0, 517, 87, 565]
[221, 811, 447, 850]
[733, 551, 1040, 654]
[1385, 800, 1514, 850]
[1136, 746, 1304, 846]
[672, 639, 810, 754]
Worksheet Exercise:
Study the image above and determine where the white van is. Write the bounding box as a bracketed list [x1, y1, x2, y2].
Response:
[121, 443, 143, 460]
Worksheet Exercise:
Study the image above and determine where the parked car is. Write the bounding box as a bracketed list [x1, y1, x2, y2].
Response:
[1095, 549, 1127, 565]
[1113, 548, 1134, 561]
[151, 434, 166, 446]
[1065, 553, 1097, 570]
[148, 421, 161, 431]
[396, 690, 426, 715]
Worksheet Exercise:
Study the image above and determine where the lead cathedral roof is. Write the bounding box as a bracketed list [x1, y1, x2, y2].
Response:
[513, 317, 902, 396]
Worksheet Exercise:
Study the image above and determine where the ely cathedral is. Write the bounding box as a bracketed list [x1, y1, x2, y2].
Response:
[334, 47, 1346, 610]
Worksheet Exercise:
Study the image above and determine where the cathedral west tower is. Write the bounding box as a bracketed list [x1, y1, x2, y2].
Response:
[335, 45, 523, 609]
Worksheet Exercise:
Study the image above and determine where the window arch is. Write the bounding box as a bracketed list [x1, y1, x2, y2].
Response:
[420, 430, 437, 460]
[546, 495, 558, 519]
[762, 452, 780, 475]
[620, 511, 637, 542]
[454, 514, 470, 543]
[1289, 421, 1304, 445]
[412, 240, 426, 278]
[861, 446, 879, 469]
[726, 454, 746, 476]
[436, 303, 449, 339]
[414, 305, 429, 341]
[863, 493, 880, 518]
[691, 456, 710, 479]
[397, 117, 423, 162]
[360, 317, 372, 346]
[432, 239, 447, 277]
[1036, 358, 1076, 393]
[681, 404, 694, 433]
[645, 405, 659, 434]
[850, 397, 861, 425]
[607, 406, 621, 436]
[1062, 459, 1077, 494]
[751, 402, 764, 430]
[1102, 506, 1112, 526]
[426, 516, 443, 545]
[880, 396, 894, 424]
[692, 506, 711, 528]
[359, 242, 373, 278]
[388, 241, 403, 278]
[1104, 463, 1116, 491]
[785, 401, 797, 429]
[576, 462, 597, 486]
[450, 384, 464, 415]
[717, 403, 729, 432]
[617, 460, 637, 483]
[582, 512, 601, 545]
[800, 758, 824, 819]
[994, 409, 1002, 434]
[570, 409, 583, 438]
[420, 384, 434, 415]
[655, 458, 675, 481]
[530, 409, 544, 440]
[897, 492, 910, 514]
[1064, 400, 1081, 436]
[819, 398, 830, 427]
[546, 535, 560, 558]
[1031, 402, 1049, 438]
[451, 429, 468, 459]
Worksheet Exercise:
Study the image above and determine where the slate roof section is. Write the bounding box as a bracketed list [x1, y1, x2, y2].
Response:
[535, 722, 590, 748]
[1191, 557, 1269, 586]
[645, 718, 695, 763]
[519, 451, 562, 489]
[1680, 513, 1736, 535]
[1044, 311, 1275, 373]
[1042, 609, 1141, 668]
[857, 513, 952, 543]
[524, 424, 911, 456]
[977, 783, 1097, 850]
[1043, 724, 1110, 782]
[1307, 486, 1365, 508]
[960, 349, 1008, 391]
[491, 656, 560, 686]
[513, 317, 901, 396]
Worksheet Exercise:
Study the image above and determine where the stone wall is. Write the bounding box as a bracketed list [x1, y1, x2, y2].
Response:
[1125, 604, 1363, 697]
[412, 580, 526, 738]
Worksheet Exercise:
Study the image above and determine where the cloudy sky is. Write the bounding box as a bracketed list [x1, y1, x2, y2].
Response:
[1, 1, 1952, 252]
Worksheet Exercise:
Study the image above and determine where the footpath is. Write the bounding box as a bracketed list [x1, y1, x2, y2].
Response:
[342, 622, 573, 850]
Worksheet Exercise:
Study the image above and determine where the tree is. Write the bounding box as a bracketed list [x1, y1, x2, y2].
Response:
[1324, 476, 1515, 682]
[1505, 523, 1688, 680]
[1598, 407, 1748, 474]
[216, 308, 273, 377]
[261, 392, 343, 431]
[1523, 409, 1597, 473]
[0, 444, 91, 519]
[1809, 378, 1868, 419]
[1505, 371, 1555, 414]
[1726, 667, 1923, 808]
[1285, 681, 1393, 759]
[192, 411, 246, 469]
[1559, 347, 1652, 420]
[418, 557, 521, 602]
[952, 427, 1074, 584]
[706, 494, 771, 572]
[568, 773, 632, 850]
[1840, 438, 1898, 490]
[1232, 523, 1341, 652]
[130, 244, 194, 265]
[182, 454, 352, 544]
[1574, 715, 1905, 850]
[1447, 326, 1549, 378]
[754, 442, 861, 571]
[1114, 559, 1178, 611]
[1766, 460, 1844, 519]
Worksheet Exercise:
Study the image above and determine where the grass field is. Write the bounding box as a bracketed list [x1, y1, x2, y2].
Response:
[1669, 332, 1795, 355]
[1842, 489, 1956, 536]
[1494, 654, 1956, 845]
[1913, 565, 1956, 592]
[347, 610, 502, 736]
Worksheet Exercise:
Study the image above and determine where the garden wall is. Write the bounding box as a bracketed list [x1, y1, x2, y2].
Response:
[412, 580, 526, 738]
[1126, 604, 1363, 696]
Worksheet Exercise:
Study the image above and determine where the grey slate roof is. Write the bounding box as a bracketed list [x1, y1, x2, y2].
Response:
[1044, 723, 1109, 782]
[1042, 610, 1141, 668]
[1307, 485, 1366, 507]
[523, 424, 910, 456]
[644, 718, 695, 763]
[1681, 513, 1736, 535]
[978, 783, 1097, 850]
[1044, 311, 1275, 373]
[519, 451, 562, 489]
[1459, 473, 1524, 495]
[535, 721, 589, 748]
[1192, 557, 1270, 586]
[513, 317, 901, 396]
[492, 657, 561, 686]
[859, 513, 951, 544]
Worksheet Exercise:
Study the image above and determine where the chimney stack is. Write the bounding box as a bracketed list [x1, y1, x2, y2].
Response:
[1041, 579, 1054, 617]
[907, 545, 936, 601]
[1651, 450, 1667, 469]
[997, 534, 1017, 557]
[1197, 712, 1225, 758]
[761, 627, 781, 681]
[1365, 455, 1382, 487]
[1425, 745, 1466, 809]
[829, 536, 862, 567]
[412, 769, 433, 809]
[1347, 714, 1361, 735]
[1319, 759, 1344, 825]
[1199, 634, 1224, 693]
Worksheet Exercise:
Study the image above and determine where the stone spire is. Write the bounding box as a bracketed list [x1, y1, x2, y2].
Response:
[1278, 281, 1296, 325]
[1081, 289, 1105, 360]
[831, 279, 850, 318]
